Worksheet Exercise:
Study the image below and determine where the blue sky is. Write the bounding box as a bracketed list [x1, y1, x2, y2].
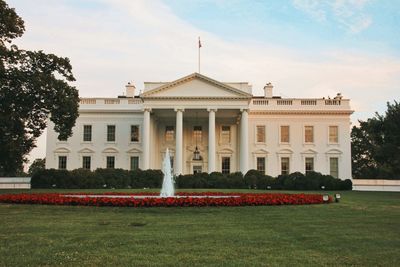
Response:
[5, 0, 400, 163]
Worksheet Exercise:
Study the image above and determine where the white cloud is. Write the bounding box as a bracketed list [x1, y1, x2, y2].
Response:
[293, 0, 373, 33]
[6, 0, 400, 164]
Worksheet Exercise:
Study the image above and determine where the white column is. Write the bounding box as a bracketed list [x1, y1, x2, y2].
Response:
[208, 108, 216, 173]
[142, 108, 151, 170]
[240, 109, 249, 174]
[175, 108, 184, 175]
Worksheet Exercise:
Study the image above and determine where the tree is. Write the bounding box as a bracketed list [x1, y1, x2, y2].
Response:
[351, 101, 400, 179]
[28, 158, 45, 176]
[0, 0, 79, 176]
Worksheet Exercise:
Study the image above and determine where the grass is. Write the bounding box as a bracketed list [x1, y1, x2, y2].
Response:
[0, 189, 399, 266]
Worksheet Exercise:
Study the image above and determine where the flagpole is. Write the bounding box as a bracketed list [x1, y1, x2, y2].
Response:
[198, 37, 201, 73]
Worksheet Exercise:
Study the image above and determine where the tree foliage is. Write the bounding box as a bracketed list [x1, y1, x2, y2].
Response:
[351, 101, 400, 179]
[28, 158, 45, 176]
[0, 0, 79, 176]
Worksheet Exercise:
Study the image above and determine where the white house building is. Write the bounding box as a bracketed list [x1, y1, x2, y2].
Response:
[45, 73, 353, 179]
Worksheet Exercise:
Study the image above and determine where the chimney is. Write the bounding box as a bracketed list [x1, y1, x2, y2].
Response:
[125, 82, 136, 97]
[264, 82, 273, 98]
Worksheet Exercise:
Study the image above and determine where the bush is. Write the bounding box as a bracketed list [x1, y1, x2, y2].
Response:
[31, 168, 352, 190]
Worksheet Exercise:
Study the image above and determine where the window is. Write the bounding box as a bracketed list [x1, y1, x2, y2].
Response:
[83, 125, 92, 142]
[330, 157, 339, 178]
[193, 165, 202, 174]
[305, 157, 314, 174]
[221, 157, 230, 174]
[329, 126, 339, 143]
[82, 156, 91, 170]
[280, 126, 289, 143]
[305, 126, 314, 143]
[281, 157, 290, 175]
[131, 125, 139, 142]
[193, 126, 202, 143]
[107, 125, 116, 142]
[130, 156, 139, 170]
[165, 126, 174, 142]
[221, 126, 231, 144]
[256, 125, 266, 143]
[58, 156, 67, 170]
[256, 157, 265, 173]
[106, 156, 115, 169]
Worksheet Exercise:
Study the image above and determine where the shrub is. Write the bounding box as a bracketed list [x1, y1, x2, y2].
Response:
[31, 168, 352, 190]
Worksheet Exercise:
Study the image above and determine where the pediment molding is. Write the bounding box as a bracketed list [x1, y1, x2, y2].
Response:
[54, 147, 71, 153]
[126, 148, 142, 154]
[301, 149, 318, 155]
[78, 147, 95, 154]
[102, 147, 119, 153]
[325, 148, 342, 154]
[141, 73, 252, 99]
[277, 148, 294, 154]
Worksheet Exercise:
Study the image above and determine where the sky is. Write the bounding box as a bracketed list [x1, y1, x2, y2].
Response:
[5, 0, 400, 166]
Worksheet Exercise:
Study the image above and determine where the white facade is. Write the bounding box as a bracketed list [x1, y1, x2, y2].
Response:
[46, 73, 353, 179]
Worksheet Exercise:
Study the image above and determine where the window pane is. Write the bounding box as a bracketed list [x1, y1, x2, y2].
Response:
[257, 157, 265, 172]
[221, 126, 231, 144]
[221, 157, 230, 174]
[257, 126, 265, 143]
[131, 125, 139, 142]
[58, 156, 67, 170]
[193, 165, 202, 174]
[281, 157, 289, 175]
[82, 156, 91, 170]
[107, 125, 116, 142]
[280, 126, 289, 143]
[329, 126, 338, 143]
[330, 157, 339, 178]
[193, 126, 202, 144]
[83, 125, 92, 142]
[305, 126, 314, 143]
[165, 126, 174, 142]
[130, 156, 139, 170]
[106, 156, 115, 169]
[305, 157, 314, 174]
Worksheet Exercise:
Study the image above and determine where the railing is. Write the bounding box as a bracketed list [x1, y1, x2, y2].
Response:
[80, 99, 96, 104]
[80, 98, 143, 105]
[105, 99, 120, 104]
[250, 98, 351, 111]
[301, 100, 317, 105]
[253, 99, 269, 105]
[325, 99, 341, 105]
[277, 100, 293, 105]
[128, 99, 143, 104]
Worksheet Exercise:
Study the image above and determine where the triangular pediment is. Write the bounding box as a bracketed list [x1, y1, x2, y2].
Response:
[141, 73, 252, 99]
[78, 148, 95, 154]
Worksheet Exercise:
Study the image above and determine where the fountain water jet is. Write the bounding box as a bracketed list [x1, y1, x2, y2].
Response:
[160, 148, 174, 197]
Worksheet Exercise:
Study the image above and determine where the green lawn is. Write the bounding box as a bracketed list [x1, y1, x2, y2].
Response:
[0, 189, 399, 266]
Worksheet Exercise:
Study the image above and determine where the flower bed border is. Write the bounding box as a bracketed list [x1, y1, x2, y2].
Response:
[0, 192, 332, 207]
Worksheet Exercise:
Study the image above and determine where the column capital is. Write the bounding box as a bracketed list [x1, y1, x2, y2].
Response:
[174, 108, 185, 112]
[207, 108, 217, 112]
[240, 108, 249, 113]
[143, 107, 152, 112]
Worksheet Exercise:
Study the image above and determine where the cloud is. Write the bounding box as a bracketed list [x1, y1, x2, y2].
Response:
[293, 0, 373, 33]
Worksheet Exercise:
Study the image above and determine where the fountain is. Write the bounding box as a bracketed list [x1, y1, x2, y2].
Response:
[160, 148, 174, 197]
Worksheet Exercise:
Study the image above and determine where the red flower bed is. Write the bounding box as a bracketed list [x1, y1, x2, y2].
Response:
[0, 192, 332, 207]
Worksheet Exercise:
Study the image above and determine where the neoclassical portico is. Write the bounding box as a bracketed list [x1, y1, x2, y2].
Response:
[140, 73, 252, 175]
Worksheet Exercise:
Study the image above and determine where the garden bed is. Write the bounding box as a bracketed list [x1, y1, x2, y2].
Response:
[0, 192, 331, 207]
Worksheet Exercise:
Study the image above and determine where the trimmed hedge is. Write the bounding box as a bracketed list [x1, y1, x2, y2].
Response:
[31, 168, 352, 190]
